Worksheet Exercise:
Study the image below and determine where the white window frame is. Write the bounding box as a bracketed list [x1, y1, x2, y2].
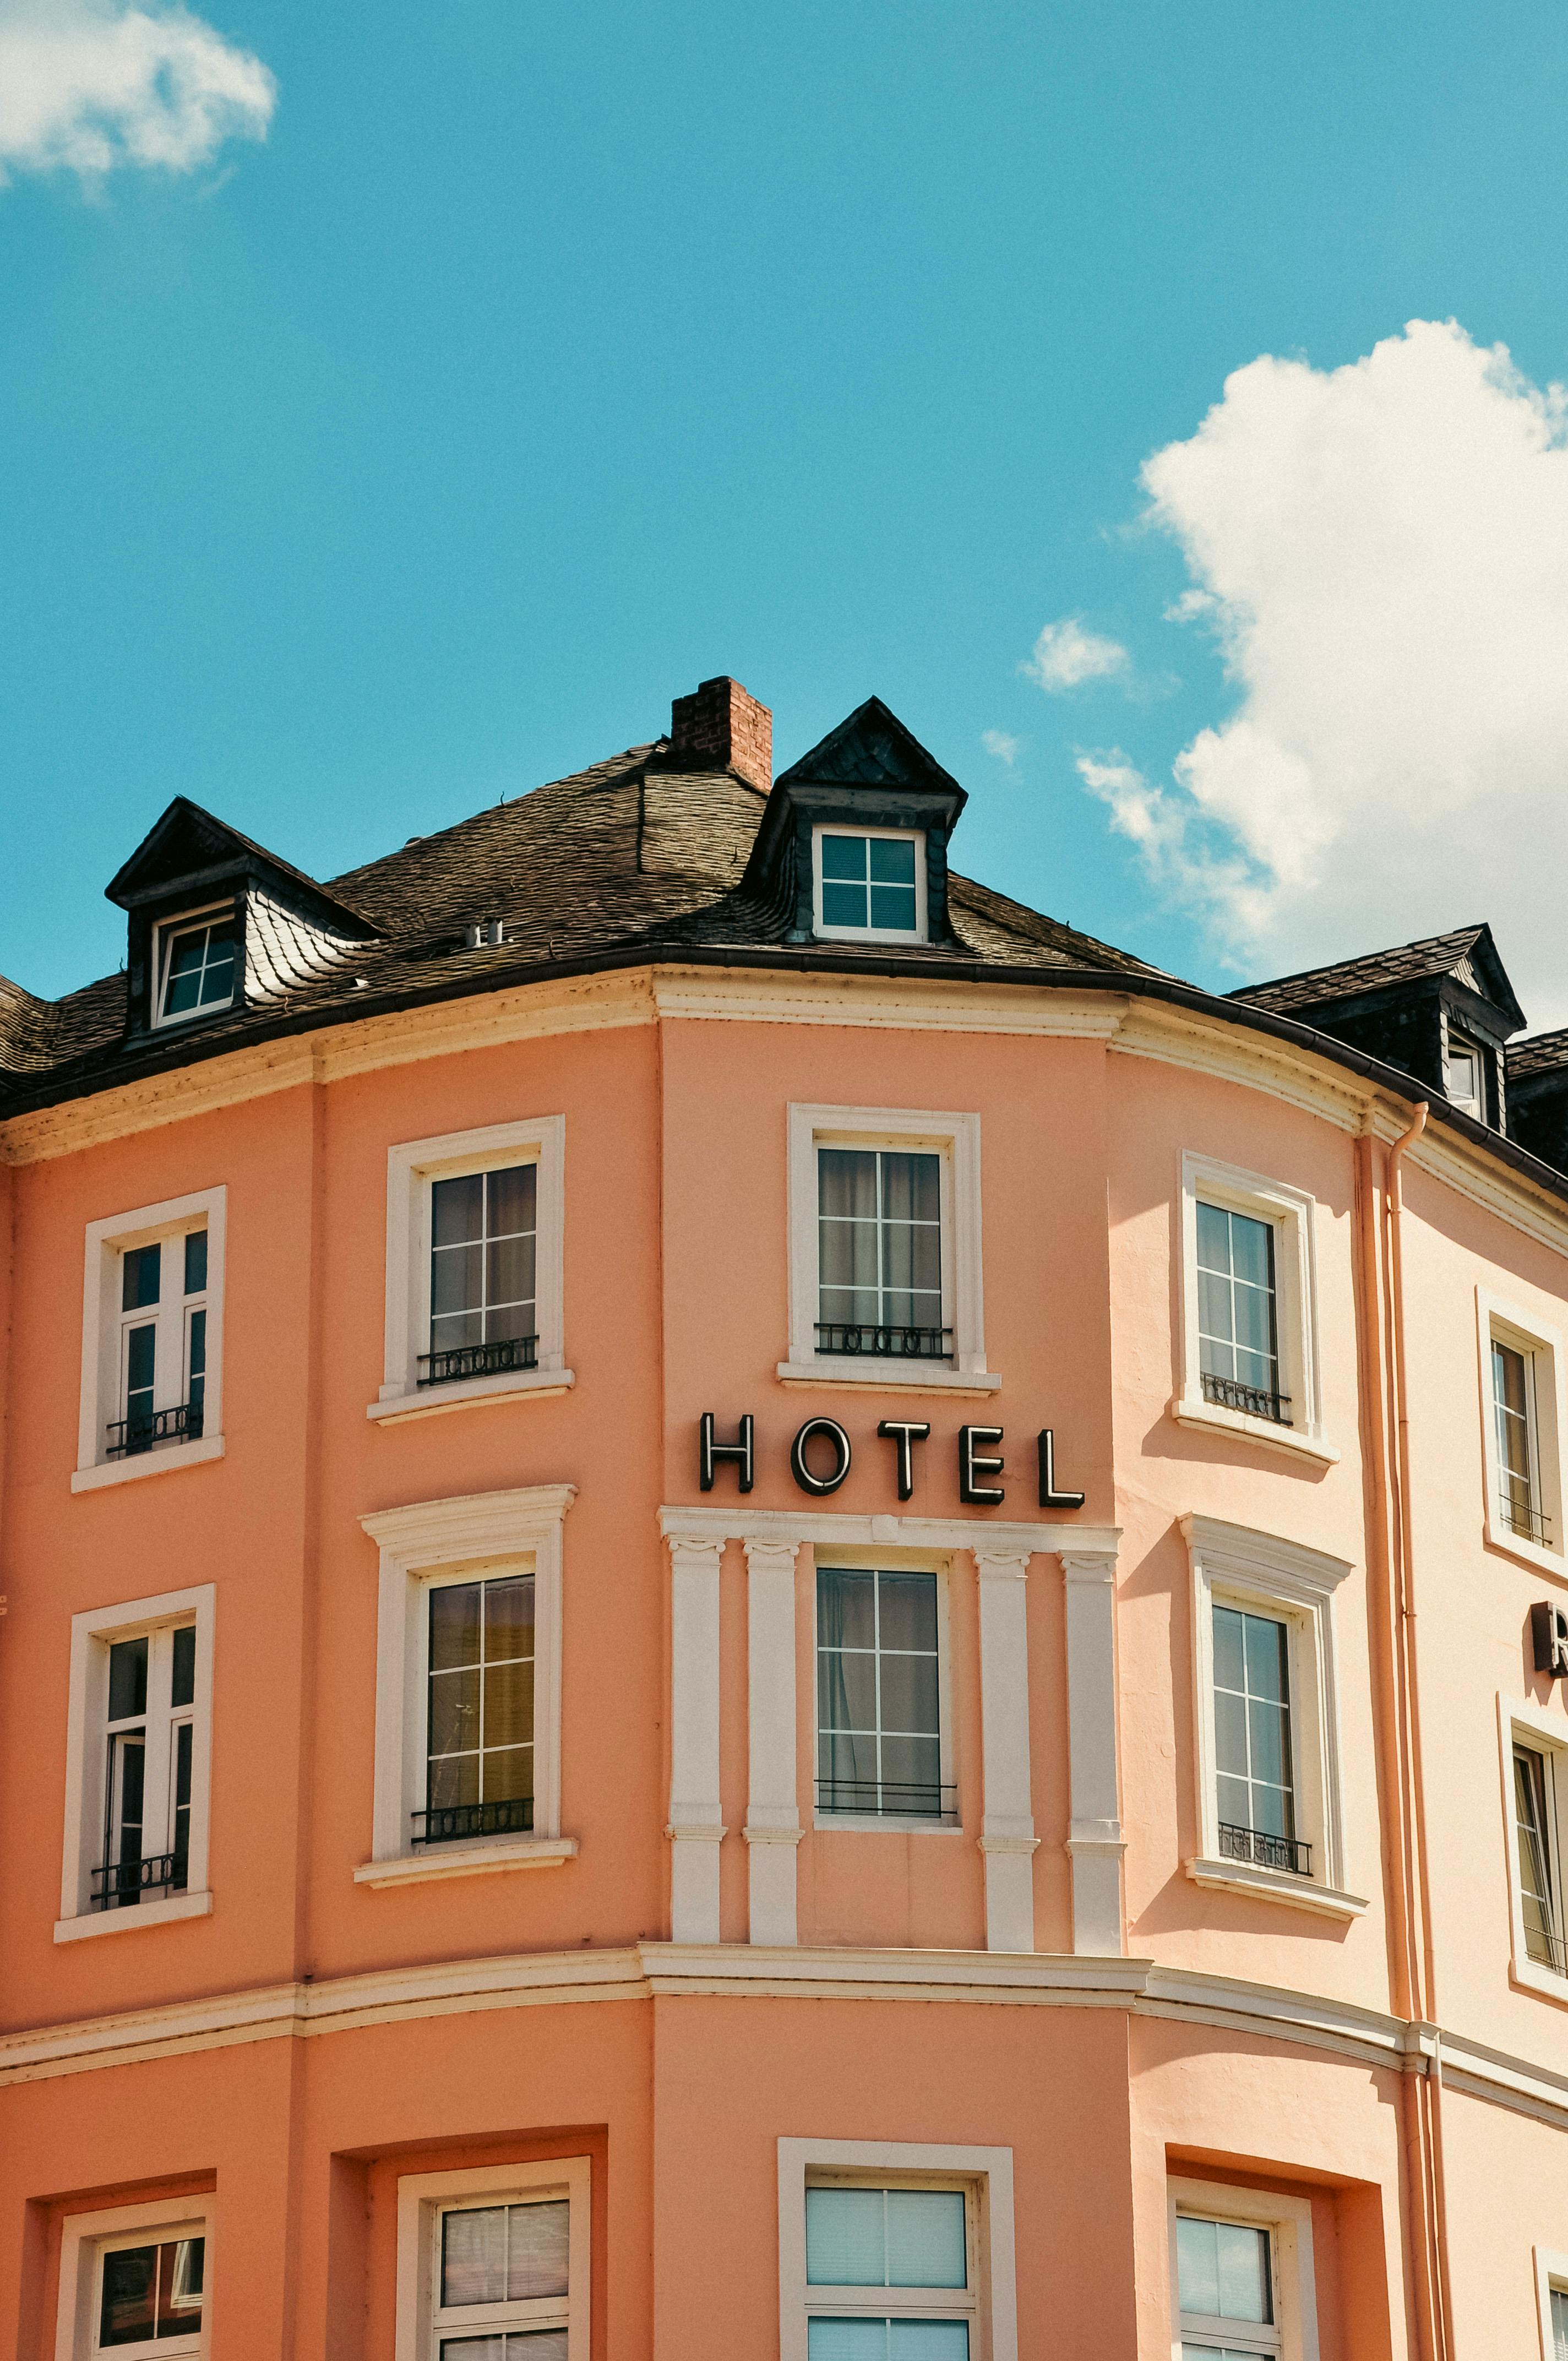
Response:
[73, 1188, 226, 1492]
[780, 1103, 997, 1393]
[371, 1116, 570, 1424]
[394, 2157, 590, 2361]
[151, 901, 238, 1030]
[57, 1583, 215, 1941]
[1534, 2244, 1568, 2360]
[1173, 1152, 1333, 1465]
[812, 1547, 959, 1832]
[1167, 2177, 1319, 2361]
[1443, 1014, 1489, 1121]
[778, 2137, 1017, 2361]
[1182, 1517, 1365, 1921]
[357, 1485, 578, 1887]
[56, 2196, 214, 2361]
[1478, 1289, 1568, 1579]
[812, 822, 929, 945]
[1499, 1693, 1568, 2007]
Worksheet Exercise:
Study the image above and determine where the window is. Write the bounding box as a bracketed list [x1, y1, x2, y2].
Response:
[359, 1485, 575, 1886]
[58, 1587, 214, 1940]
[374, 1118, 568, 1423]
[395, 2159, 590, 2361]
[75, 1189, 225, 1491]
[1176, 1157, 1327, 1461]
[1536, 2254, 1568, 2361]
[812, 826, 927, 944]
[816, 1564, 949, 1821]
[1183, 1517, 1364, 1920]
[153, 905, 236, 1027]
[1555, 2286, 1568, 2361]
[1167, 2182, 1318, 2361]
[1477, 1293, 1566, 1574]
[1501, 1702, 1568, 1997]
[779, 2142, 1017, 2361]
[782, 1106, 994, 1392]
[57, 2202, 212, 2361]
[1445, 1030, 1485, 1119]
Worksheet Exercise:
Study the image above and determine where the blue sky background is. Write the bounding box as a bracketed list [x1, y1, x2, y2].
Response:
[6, 1, 1568, 1002]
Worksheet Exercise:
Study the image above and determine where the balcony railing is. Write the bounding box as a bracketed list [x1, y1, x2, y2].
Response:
[1500, 1488, 1553, 1548]
[815, 1777, 957, 1820]
[91, 1851, 183, 1909]
[411, 1797, 535, 1846]
[1525, 1921, 1568, 1976]
[1201, 1370, 1293, 1426]
[105, 1401, 203, 1460]
[815, 1322, 952, 1362]
[418, 1334, 538, 1389]
[1219, 1821, 1312, 1876]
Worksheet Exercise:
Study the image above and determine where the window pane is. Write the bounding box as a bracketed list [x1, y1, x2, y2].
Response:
[99, 2245, 158, 2347]
[443, 2207, 508, 2306]
[823, 880, 870, 927]
[486, 1576, 535, 1661]
[427, 1751, 481, 1809]
[122, 1242, 161, 1311]
[487, 1164, 537, 1237]
[1212, 1607, 1245, 1696]
[171, 1624, 197, 1710]
[183, 1228, 208, 1296]
[429, 1666, 481, 1760]
[1176, 2216, 1220, 2315]
[1195, 1200, 1232, 1272]
[879, 1733, 941, 1812]
[1244, 1616, 1288, 1705]
[1215, 2222, 1272, 2321]
[807, 2186, 886, 2284]
[486, 1233, 536, 1318]
[484, 1656, 535, 1753]
[108, 1636, 149, 1723]
[507, 2200, 569, 2299]
[1213, 1690, 1248, 1783]
[889, 2331, 968, 2359]
[819, 1149, 879, 1222]
[818, 1566, 876, 1652]
[431, 1584, 482, 1671]
[482, 1746, 533, 1804]
[433, 1173, 485, 1247]
[885, 2190, 965, 2287]
[819, 1646, 877, 1733]
[1550, 2285, 1568, 2361]
[868, 836, 917, 885]
[808, 2329, 888, 2361]
[159, 2237, 204, 2331]
[878, 1652, 940, 1737]
[869, 882, 918, 931]
[433, 1241, 484, 1319]
[878, 1570, 938, 1653]
[820, 834, 869, 881]
[1228, 1211, 1273, 1291]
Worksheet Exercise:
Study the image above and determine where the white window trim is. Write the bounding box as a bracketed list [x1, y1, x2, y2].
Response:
[810, 1546, 959, 1834]
[812, 822, 929, 945]
[370, 1115, 572, 1423]
[56, 1584, 215, 1942]
[1167, 2176, 1319, 2361]
[394, 2157, 590, 2361]
[1477, 1288, 1568, 1580]
[778, 2137, 1017, 2361]
[779, 1102, 998, 1393]
[1182, 1517, 1366, 1921]
[1498, 1691, 1568, 2008]
[1534, 2244, 1568, 2361]
[1173, 1152, 1336, 1465]
[56, 2195, 214, 2361]
[151, 901, 237, 1030]
[357, 1485, 577, 1885]
[73, 1187, 226, 1492]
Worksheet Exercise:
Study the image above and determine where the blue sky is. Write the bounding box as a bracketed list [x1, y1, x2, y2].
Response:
[8, 2, 1568, 1012]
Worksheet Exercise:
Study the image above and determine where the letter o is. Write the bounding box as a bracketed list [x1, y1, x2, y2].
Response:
[791, 1417, 852, 1495]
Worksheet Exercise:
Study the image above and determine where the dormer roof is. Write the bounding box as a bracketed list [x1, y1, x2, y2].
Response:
[106, 796, 378, 938]
[1234, 923, 1526, 1036]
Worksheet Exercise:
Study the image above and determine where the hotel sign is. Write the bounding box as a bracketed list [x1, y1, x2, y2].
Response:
[698, 1412, 1085, 1510]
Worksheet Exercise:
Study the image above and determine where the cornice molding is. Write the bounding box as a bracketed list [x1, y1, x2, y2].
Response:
[658, 1504, 1121, 1557]
[650, 969, 1128, 1038]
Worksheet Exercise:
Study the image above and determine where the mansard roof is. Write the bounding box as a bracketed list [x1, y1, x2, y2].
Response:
[1233, 923, 1526, 1034]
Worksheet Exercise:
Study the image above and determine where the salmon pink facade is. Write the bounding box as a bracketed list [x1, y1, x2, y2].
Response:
[3, 678, 1568, 2359]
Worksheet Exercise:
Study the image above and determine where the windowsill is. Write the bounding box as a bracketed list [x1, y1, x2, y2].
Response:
[54, 1889, 213, 1943]
[812, 927, 930, 948]
[368, 1367, 575, 1424]
[1510, 1956, 1568, 2009]
[70, 1436, 225, 1494]
[1482, 1515, 1568, 1585]
[1184, 1854, 1367, 1921]
[813, 1815, 965, 1835]
[777, 1360, 1002, 1396]
[1169, 1395, 1340, 1466]
[353, 1835, 578, 1887]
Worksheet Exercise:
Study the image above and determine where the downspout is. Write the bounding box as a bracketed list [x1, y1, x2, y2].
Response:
[1382, 1102, 1455, 2361]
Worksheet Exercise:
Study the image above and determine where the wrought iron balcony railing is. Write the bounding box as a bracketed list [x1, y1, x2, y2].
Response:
[412, 1797, 535, 1846]
[1219, 1821, 1312, 1876]
[91, 1851, 183, 1909]
[815, 1321, 952, 1362]
[418, 1334, 538, 1389]
[1500, 1488, 1553, 1548]
[1201, 1370, 1293, 1426]
[105, 1401, 204, 1460]
[815, 1776, 957, 1820]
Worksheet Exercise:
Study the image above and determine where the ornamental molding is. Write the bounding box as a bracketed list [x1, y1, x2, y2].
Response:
[658, 1505, 1120, 1558]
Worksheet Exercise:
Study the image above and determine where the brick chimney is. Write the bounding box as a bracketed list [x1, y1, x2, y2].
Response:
[669, 676, 772, 795]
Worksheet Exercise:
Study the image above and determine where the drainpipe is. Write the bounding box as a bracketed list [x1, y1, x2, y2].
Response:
[1380, 1101, 1455, 2361]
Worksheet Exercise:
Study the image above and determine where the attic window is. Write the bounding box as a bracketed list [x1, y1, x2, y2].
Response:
[812, 825, 927, 944]
[153, 907, 237, 1027]
[1446, 1032, 1486, 1120]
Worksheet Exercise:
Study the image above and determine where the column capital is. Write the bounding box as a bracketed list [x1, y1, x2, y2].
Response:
[973, 1544, 1032, 1581]
[1060, 1548, 1118, 1586]
[741, 1535, 802, 1579]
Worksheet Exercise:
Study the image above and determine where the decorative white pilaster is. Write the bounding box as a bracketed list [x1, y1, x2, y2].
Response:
[665, 1532, 725, 1943]
[974, 1546, 1040, 1954]
[1061, 1548, 1125, 1956]
[743, 1537, 804, 1946]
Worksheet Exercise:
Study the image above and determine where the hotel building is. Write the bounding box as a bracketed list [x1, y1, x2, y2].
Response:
[2, 675, 1568, 2357]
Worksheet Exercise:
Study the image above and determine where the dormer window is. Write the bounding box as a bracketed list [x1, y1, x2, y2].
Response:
[813, 825, 927, 943]
[153, 907, 237, 1027]
[1446, 1031, 1485, 1119]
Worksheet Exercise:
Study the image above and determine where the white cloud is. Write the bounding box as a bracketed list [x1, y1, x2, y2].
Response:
[1025, 616, 1129, 693]
[1107, 317, 1568, 1022]
[0, 0, 275, 184]
[982, 729, 1022, 766]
